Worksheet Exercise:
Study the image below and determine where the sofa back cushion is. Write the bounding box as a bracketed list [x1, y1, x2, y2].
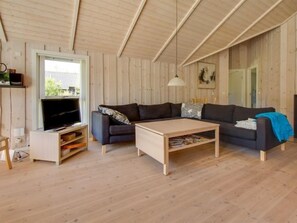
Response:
[98, 106, 131, 125]
[233, 106, 275, 123]
[181, 103, 203, 119]
[171, 103, 182, 117]
[139, 103, 172, 120]
[202, 103, 235, 123]
[100, 103, 140, 121]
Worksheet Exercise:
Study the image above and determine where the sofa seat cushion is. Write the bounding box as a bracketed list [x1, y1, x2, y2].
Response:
[202, 119, 256, 140]
[222, 123, 256, 140]
[110, 135, 135, 144]
[233, 106, 275, 123]
[202, 104, 235, 123]
[109, 124, 135, 136]
[139, 103, 172, 120]
[100, 103, 140, 121]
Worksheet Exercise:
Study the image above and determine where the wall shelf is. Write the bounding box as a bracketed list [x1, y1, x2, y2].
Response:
[0, 85, 25, 88]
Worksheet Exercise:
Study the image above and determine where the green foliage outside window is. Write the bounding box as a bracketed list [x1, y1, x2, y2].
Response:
[45, 78, 62, 96]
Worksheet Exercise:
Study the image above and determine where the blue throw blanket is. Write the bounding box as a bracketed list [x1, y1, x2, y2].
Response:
[255, 112, 294, 142]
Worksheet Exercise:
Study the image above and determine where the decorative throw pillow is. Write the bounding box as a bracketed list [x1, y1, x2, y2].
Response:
[181, 103, 203, 119]
[235, 118, 257, 130]
[98, 106, 131, 125]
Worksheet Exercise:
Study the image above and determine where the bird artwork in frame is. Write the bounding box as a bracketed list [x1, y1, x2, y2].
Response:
[198, 62, 216, 89]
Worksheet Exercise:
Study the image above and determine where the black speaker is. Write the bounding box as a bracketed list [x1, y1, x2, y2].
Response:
[9, 73, 23, 86]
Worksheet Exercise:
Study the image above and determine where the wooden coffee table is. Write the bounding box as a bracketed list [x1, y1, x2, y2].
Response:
[135, 119, 219, 175]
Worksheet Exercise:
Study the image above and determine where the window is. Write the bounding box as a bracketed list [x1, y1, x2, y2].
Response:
[44, 59, 81, 97]
[32, 50, 89, 130]
[40, 57, 82, 98]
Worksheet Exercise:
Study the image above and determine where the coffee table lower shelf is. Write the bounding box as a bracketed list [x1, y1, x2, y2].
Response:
[168, 137, 216, 152]
[135, 119, 219, 175]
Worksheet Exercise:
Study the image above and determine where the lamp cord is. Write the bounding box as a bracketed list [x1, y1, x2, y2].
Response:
[176, 0, 178, 77]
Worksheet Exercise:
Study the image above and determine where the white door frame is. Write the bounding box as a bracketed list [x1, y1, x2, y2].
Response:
[247, 66, 259, 108]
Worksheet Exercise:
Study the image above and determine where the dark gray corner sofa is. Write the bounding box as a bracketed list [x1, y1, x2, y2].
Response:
[91, 103, 181, 154]
[91, 102, 285, 160]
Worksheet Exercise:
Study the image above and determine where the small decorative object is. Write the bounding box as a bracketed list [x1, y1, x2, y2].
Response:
[198, 62, 216, 89]
[167, 0, 185, 87]
[61, 133, 76, 142]
[0, 63, 10, 85]
[62, 142, 86, 150]
[98, 106, 131, 125]
[8, 68, 16, 74]
[181, 103, 203, 119]
[9, 73, 23, 86]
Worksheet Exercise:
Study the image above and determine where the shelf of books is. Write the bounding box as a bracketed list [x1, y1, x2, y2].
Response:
[168, 134, 216, 152]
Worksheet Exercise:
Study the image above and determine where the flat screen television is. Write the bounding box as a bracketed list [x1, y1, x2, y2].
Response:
[41, 98, 81, 131]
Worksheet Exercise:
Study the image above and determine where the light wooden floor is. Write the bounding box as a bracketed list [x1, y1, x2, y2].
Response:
[0, 140, 297, 223]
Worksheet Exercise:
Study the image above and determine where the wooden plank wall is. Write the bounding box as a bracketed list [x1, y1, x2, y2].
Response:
[89, 53, 220, 107]
[2, 13, 295, 140]
[218, 50, 229, 105]
[229, 14, 297, 125]
[230, 29, 282, 109]
[280, 15, 296, 127]
[0, 88, 26, 148]
[0, 40, 220, 140]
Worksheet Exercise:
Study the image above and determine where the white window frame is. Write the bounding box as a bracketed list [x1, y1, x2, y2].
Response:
[31, 50, 89, 131]
[40, 56, 82, 98]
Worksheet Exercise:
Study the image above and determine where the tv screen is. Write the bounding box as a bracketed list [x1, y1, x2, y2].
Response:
[41, 98, 81, 131]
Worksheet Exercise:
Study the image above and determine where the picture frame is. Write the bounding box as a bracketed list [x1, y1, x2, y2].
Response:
[198, 62, 216, 89]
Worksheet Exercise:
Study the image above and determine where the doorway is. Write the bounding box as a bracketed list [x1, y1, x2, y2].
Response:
[228, 67, 258, 107]
[228, 69, 246, 106]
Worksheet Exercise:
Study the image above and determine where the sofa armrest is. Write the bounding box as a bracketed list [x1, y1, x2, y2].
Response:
[91, 111, 110, 145]
[256, 117, 282, 151]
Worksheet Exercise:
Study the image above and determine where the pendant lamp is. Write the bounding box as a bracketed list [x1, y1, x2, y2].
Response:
[168, 0, 185, 87]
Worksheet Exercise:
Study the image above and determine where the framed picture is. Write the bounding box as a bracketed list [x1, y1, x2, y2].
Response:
[198, 62, 216, 88]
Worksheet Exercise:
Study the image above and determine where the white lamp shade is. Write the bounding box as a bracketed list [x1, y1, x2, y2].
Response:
[168, 76, 186, 86]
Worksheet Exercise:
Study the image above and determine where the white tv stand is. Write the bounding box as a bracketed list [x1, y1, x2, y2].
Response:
[30, 124, 88, 165]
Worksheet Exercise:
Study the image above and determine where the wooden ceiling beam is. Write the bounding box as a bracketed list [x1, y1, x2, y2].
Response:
[182, 0, 283, 67]
[152, 0, 202, 63]
[117, 0, 147, 57]
[227, 0, 283, 47]
[69, 0, 81, 50]
[0, 16, 7, 43]
[183, 24, 281, 67]
[182, 47, 229, 67]
[180, 0, 246, 66]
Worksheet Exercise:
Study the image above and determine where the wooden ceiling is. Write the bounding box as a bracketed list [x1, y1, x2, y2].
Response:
[0, 0, 296, 66]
